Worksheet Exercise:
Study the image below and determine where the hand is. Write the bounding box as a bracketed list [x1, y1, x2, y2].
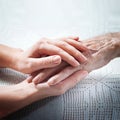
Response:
[0, 70, 88, 118]
[82, 32, 120, 71]
[14, 37, 89, 73]
[31, 33, 120, 85]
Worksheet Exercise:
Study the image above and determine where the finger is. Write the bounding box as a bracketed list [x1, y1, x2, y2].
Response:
[63, 38, 91, 54]
[39, 43, 80, 67]
[49, 70, 88, 96]
[26, 76, 33, 83]
[35, 70, 88, 97]
[47, 65, 82, 85]
[30, 55, 61, 71]
[33, 62, 67, 84]
[58, 70, 88, 91]
[53, 41, 87, 63]
[27, 70, 43, 83]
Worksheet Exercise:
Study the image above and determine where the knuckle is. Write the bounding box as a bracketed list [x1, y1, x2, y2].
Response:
[57, 48, 63, 54]
[39, 42, 47, 50]
[75, 52, 80, 57]
[27, 60, 33, 69]
[40, 59, 47, 65]
[39, 43, 45, 50]
[19, 60, 33, 73]
[38, 38, 48, 44]
[59, 41, 67, 47]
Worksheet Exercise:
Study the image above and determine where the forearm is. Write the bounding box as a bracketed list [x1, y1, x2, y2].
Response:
[0, 44, 23, 69]
[0, 81, 39, 118]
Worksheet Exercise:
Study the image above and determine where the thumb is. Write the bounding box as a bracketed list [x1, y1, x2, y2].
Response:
[31, 55, 61, 71]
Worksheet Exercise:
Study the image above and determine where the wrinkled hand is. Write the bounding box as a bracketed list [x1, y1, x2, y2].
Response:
[15, 37, 89, 74]
[31, 33, 120, 85]
[82, 33, 120, 71]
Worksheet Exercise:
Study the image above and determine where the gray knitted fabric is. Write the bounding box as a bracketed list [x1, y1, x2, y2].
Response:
[0, 63, 120, 120]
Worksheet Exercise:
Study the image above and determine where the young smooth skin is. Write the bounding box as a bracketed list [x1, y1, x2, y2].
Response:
[0, 70, 88, 118]
[0, 36, 89, 118]
[0, 37, 89, 74]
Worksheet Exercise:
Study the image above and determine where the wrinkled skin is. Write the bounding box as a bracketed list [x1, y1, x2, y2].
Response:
[82, 33, 120, 72]
[31, 33, 120, 85]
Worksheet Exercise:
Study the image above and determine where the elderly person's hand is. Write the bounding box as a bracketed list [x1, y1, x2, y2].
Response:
[31, 33, 120, 85]
[0, 37, 89, 74]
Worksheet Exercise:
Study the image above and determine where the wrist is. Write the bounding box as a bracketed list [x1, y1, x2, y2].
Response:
[9, 48, 24, 71]
[0, 81, 49, 118]
[0, 81, 38, 117]
[16, 80, 47, 104]
[0, 44, 23, 69]
[0, 82, 30, 117]
[110, 33, 120, 58]
[15, 81, 38, 104]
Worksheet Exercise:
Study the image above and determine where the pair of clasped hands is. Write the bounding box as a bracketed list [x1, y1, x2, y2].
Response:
[15, 35, 120, 95]
[14, 33, 120, 98]
[1, 33, 120, 117]
[15, 36, 90, 95]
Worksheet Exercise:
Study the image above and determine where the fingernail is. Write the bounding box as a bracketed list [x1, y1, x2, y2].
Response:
[33, 80, 38, 85]
[74, 61, 80, 66]
[48, 78, 58, 85]
[27, 76, 33, 83]
[48, 80, 56, 86]
[81, 56, 87, 62]
[53, 56, 61, 64]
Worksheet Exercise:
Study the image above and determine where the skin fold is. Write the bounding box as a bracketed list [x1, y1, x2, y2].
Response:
[0, 33, 120, 118]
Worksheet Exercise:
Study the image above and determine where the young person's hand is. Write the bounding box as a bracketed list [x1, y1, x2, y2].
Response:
[0, 69, 88, 118]
[0, 37, 89, 74]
